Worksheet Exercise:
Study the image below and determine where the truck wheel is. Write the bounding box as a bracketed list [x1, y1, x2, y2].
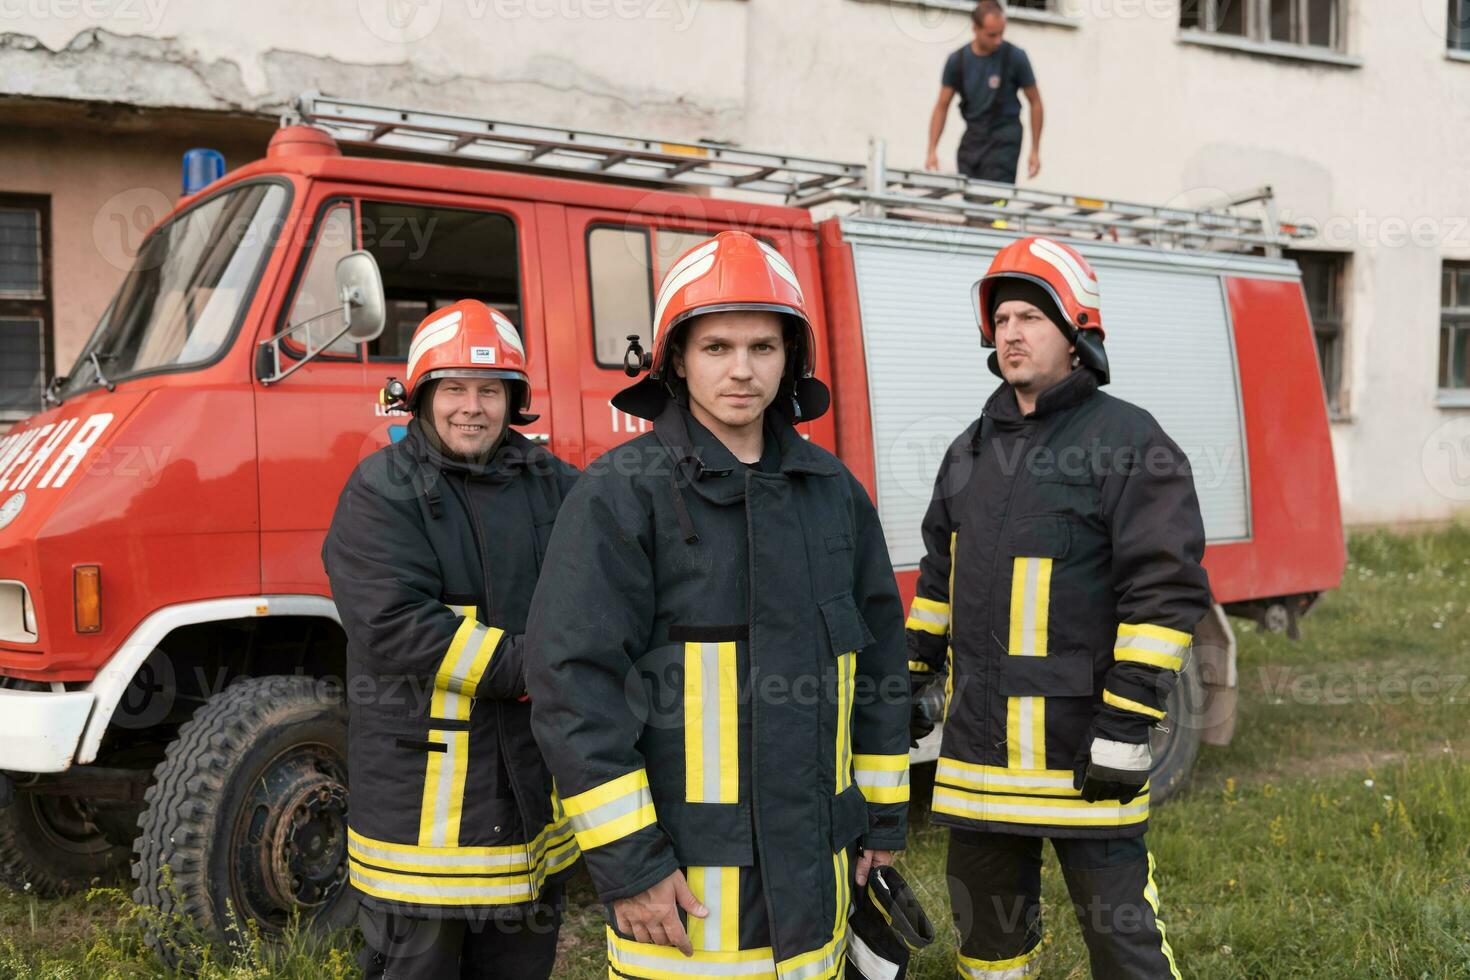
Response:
[1147, 664, 1204, 804]
[132, 676, 353, 957]
[0, 790, 130, 897]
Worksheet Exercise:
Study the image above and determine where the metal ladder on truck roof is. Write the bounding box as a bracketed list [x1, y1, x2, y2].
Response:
[288, 91, 1308, 256]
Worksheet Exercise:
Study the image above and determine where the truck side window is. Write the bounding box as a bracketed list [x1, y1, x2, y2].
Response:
[360, 202, 522, 361]
[589, 227, 653, 369]
[284, 204, 357, 357]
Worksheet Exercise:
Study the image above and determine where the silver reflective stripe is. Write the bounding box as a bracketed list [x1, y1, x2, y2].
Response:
[847, 929, 899, 980]
[908, 606, 948, 627]
[609, 938, 778, 977]
[350, 867, 532, 901]
[428, 733, 460, 847]
[698, 866, 727, 952]
[854, 768, 910, 790]
[702, 642, 723, 802]
[934, 789, 1150, 822]
[1017, 696, 1037, 770]
[566, 782, 653, 836]
[440, 623, 492, 719]
[348, 838, 526, 870]
[957, 956, 1039, 979]
[1115, 633, 1186, 656]
[1019, 558, 1041, 656]
[779, 938, 846, 980]
[935, 763, 1073, 792]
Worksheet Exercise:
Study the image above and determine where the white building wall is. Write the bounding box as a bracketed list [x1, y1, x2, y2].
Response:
[1, 0, 1467, 525]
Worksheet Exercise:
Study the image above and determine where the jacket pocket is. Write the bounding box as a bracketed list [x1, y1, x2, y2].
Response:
[1006, 514, 1070, 559]
[829, 783, 870, 852]
[999, 655, 1095, 698]
[818, 593, 877, 656]
[655, 799, 755, 867]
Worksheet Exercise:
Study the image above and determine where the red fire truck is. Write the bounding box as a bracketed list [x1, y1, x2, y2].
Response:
[0, 93, 1343, 942]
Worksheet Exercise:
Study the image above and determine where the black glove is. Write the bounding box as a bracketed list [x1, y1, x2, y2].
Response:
[1073, 733, 1151, 804]
[909, 671, 945, 748]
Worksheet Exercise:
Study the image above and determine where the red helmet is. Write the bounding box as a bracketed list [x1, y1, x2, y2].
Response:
[612, 230, 829, 422]
[397, 299, 538, 424]
[973, 236, 1109, 384]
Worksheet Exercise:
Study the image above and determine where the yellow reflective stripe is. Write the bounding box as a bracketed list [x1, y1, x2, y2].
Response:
[835, 651, 856, 793]
[1145, 852, 1183, 980]
[606, 927, 778, 979]
[687, 866, 741, 953]
[685, 642, 740, 804]
[349, 861, 535, 905]
[906, 596, 950, 636]
[933, 785, 1150, 827]
[1116, 623, 1189, 671]
[416, 729, 467, 848]
[944, 531, 958, 724]
[1115, 647, 1185, 671]
[563, 769, 658, 850]
[1006, 556, 1051, 771]
[908, 659, 934, 673]
[1119, 622, 1192, 647]
[1103, 689, 1166, 720]
[853, 753, 910, 804]
[936, 757, 1077, 797]
[775, 928, 847, 980]
[957, 944, 1040, 978]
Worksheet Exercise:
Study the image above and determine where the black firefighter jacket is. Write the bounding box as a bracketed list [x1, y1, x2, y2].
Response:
[907, 368, 1211, 839]
[322, 420, 580, 917]
[525, 404, 911, 980]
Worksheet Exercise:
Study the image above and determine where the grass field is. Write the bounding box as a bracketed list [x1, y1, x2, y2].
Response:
[3, 526, 1469, 978]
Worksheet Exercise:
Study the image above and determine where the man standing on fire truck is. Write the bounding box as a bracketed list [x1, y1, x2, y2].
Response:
[906, 237, 1210, 979]
[525, 230, 912, 980]
[323, 300, 580, 979]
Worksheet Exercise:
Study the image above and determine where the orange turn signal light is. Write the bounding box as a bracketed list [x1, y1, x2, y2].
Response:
[74, 565, 102, 634]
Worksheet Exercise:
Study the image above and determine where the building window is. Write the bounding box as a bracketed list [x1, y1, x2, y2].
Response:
[0, 197, 51, 422]
[1181, 0, 1343, 51]
[1452, 0, 1470, 52]
[1441, 261, 1470, 392]
[1286, 249, 1347, 414]
[1006, 0, 1054, 9]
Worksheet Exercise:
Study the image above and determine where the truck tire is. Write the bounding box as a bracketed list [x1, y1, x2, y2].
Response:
[1147, 664, 1204, 804]
[132, 675, 353, 958]
[0, 790, 130, 897]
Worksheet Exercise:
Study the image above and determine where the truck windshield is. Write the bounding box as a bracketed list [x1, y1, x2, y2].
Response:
[60, 182, 289, 398]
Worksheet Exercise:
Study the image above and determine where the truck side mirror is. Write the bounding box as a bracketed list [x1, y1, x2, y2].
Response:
[336, 250, 385, 344]
[257, 250, 386, 385]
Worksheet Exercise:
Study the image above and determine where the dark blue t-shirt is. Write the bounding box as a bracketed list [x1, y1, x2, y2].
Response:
[943, 41, 1036, 126]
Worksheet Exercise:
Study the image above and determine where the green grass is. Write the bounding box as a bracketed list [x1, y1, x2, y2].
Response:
[4, 525, 1470, 978]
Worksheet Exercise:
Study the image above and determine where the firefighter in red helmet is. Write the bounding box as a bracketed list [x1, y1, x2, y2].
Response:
[526, 231, 913, 980]
[907, 237, 1210, 979]
[323, 300, 580, 979]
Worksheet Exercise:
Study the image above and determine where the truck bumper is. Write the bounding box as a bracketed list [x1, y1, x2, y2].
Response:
[0, 688, 95, 773]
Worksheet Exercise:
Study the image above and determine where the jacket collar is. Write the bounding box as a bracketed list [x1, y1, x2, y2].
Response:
[981, 367, 1098, 434]
[404, 416, 537, 482]
[653, 403, 838, 505]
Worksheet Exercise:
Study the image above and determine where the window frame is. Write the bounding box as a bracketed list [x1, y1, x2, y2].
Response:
[586, 223, 655, 371]
[1451, 0, 1470, 53]
[275, 196, 364, 364]
[1439, 259, 1470, 396]
[1180, 0, 1353, 60]
[0, 194, 54, 422]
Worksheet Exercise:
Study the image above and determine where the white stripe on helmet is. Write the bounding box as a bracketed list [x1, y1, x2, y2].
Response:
[406, 310, 464, 380]
[1028, 239, 1101, 309]
[757, 240, 805, 304]
[652, 240, 721, 337]
[490, 309, 525, 359]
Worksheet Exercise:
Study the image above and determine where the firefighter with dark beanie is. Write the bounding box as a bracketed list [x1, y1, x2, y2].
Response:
[905, 237, 1210, 979]
[524, 231, 912, 980]
[322, 300, 580, 979]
